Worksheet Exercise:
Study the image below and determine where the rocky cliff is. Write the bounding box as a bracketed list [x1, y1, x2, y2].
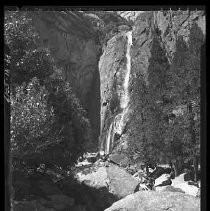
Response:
[31, 10, 205, 156]
[99, 10, 205, 156]
[31, 11, 102, 144]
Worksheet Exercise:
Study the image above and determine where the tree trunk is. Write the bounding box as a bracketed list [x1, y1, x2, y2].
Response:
[146, 165, 149, 176]
[193, 156, 198, 182]
[173, 162, 178, 177]
[172, 159, 183, 177]
[188, 102, 199, 182]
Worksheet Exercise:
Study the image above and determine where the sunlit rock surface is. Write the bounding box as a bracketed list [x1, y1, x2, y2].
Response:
[100, 10, 205, 156]
[105, 191, 200, 211]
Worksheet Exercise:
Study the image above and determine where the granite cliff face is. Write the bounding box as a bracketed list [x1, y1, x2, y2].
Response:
[31, 11, 101, 143]
[99, 10, 205, 155]
[31, 10, 205, 155]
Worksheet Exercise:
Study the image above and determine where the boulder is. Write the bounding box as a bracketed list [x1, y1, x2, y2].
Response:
[76, 166, 108, 189]
[104, 191, 200, 211]
[172, 182, 199, 197]
[106, 164, 139, 198]
[149, 166, 171, 179]
[154, 174, 171, 187]
[171, 173, 200, 196]
[108, 153, 129, 167]
[156, 178, 172, 187]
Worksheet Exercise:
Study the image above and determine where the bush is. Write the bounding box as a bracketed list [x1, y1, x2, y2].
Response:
[6, 11, 93, 172]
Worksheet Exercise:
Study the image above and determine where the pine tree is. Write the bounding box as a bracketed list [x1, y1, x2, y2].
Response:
[165, 23, 204, 180]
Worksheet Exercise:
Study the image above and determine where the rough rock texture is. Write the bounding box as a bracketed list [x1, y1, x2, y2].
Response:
[99, 32, 128, 151]
[117, 11, 145, 22]
[106, 164, 139, 198]
[31, 11, 101, 143]
[154, 10, 206, 63]
[154, 174, 171, 187]
[109, 153, 129, 167]
[100, 10, 205, 156]
[30, 10, 205, 157]
[76, 166, 109, 189]
[104, 191, 200, 211]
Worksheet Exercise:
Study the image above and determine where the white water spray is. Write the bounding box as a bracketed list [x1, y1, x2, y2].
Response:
[121, 31, 133, 109]
[105, 122, 113, 154]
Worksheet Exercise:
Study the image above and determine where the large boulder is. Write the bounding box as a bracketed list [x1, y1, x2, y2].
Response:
[104, 191, 200, 211]
[106, 164, 139, 198]
[76, 166, 108, 189]
[172, 182, 200, 197]
[154, 174, 171, 187]
[108, 153, 129, 167]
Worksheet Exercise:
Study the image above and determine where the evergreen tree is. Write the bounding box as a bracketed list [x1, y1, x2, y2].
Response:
[5, 10, 93, 172]
[127, 35, 170, 170]
[164, 23, 204, 180]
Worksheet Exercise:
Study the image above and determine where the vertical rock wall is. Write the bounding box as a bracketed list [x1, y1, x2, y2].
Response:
[100, 10, 205, 156]
[31, 11, 101, 144]
[30, 10, 205, 155]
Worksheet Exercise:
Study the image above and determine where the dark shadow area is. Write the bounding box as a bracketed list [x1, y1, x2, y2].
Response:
[57, 176, 118, 211]
[200, 41, 206, 211]
[86, 66, 101, 150]
[4, 42, 11, 211]
[12, 169, 118, 211]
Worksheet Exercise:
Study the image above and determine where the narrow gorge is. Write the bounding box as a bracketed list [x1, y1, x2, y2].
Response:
[7, 9, 205, 211]
[29, 9, 205, 159]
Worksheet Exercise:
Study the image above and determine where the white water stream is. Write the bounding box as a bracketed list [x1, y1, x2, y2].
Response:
[105, 31, 132, 154]
[121, 31, 133, 109]
[105, 122, 113, 154]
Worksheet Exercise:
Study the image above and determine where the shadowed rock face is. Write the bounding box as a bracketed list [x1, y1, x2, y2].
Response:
[31, 11, 101, 143]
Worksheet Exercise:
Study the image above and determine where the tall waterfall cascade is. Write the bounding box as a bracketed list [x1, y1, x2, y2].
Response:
[121, 31, 133, 109]
[105, 31, 133, 154]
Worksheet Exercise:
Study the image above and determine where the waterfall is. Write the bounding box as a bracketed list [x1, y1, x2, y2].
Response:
[105, 122, 113, 154]
[116, 31, 132, 135]
[121, 31, 133, 109]
[104, 30, 133, 155]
